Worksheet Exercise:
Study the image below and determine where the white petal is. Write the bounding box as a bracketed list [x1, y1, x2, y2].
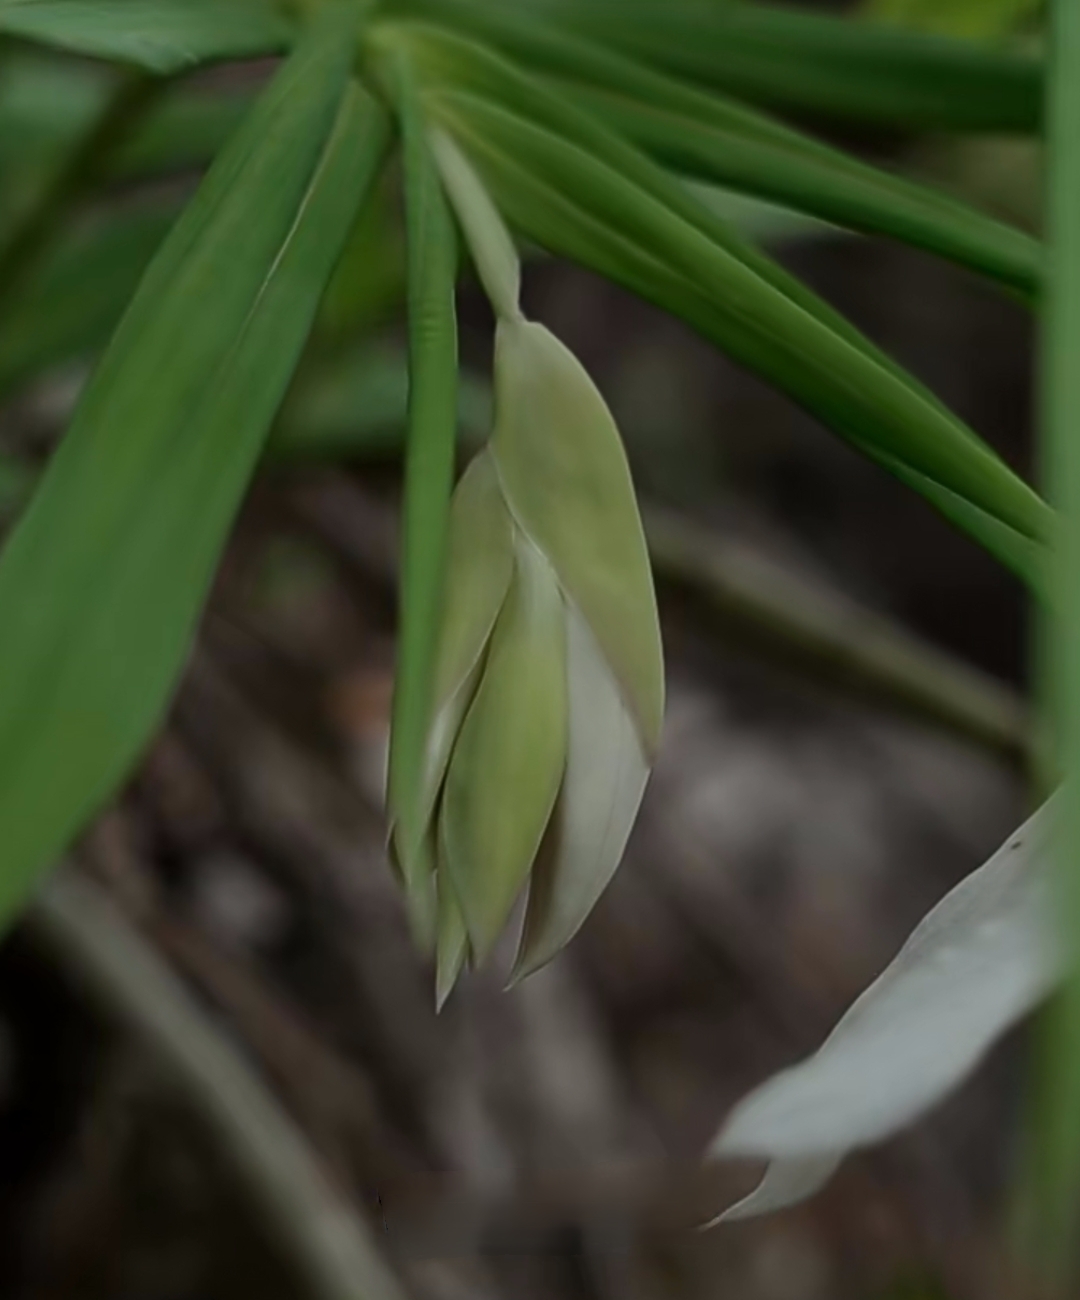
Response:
[513, 603, 650, 979]
[703, 1156, 842, 1227]
[708, 797, 1061, 1218]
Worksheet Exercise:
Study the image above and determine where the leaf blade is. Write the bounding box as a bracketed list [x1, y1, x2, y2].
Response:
[0, 0, 294, 72]
[0, 14, 388, 926]
[387, 54, 461, 944]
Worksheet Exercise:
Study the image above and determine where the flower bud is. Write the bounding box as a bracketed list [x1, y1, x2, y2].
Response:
[396, 315, 664, 1002]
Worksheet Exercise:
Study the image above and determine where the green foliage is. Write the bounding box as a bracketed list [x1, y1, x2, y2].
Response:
[0, 0, 292, 71]
[0, 0, 1063, 1016]
[387, 56, 461, 945]
[866, 0, 1042, 40]
[1033, 0, 1080, 1264]
[0, 5, 387, 926]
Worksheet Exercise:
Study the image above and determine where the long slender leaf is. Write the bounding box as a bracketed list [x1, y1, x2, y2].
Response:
[566, 84, 1040, 298]
[387, 54, 461, 944]
[866, 0, 1042, 39]
[1034, 0, 1080, 1250]
[528, 0, 1043, 132]
[381, 26, 1035, 456]
[381, 6, 1041, 295]
[418, 103, 1046, 580]
[0, 0, 293, 72]
[0, 10, 388, 927]
[422, 92, 1050, 556]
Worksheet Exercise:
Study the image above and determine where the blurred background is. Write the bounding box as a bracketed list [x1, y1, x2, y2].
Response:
[0, 1, 1045, 1296]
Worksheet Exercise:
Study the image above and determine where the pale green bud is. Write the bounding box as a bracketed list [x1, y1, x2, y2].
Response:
[403, 317, 664, 1000]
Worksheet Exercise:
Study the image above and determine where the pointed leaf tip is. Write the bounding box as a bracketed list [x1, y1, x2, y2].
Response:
[435, 830, 469, 1012]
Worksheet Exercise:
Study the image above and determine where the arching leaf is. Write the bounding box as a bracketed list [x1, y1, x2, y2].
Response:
[0, 12, 388, 927]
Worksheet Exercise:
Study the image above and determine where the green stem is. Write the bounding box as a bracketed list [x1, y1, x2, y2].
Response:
[1030, 0, 1080, 1273]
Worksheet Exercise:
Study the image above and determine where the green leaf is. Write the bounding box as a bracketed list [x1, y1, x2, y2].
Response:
[0, 0, 294, 72]
[1034, 0, 1080, 1249]
[0, 205, 174, 399]
[381, 7, 1041, 294]
[865, 0, 1042, 40]
[380, 24, 1050, 567]
[387, 54, 461, 944]
[0, 455, 35, 522]
[534, 0, 1043, 132]
[0, 11, 388, 927]
[565, 81, 1040, 297]
[687, 182, 838, 247]
[441, 535, 567, 958]
[514, 601, 650, 979]
[493, 317, 664, 751]
[427, 96, 1051, 565]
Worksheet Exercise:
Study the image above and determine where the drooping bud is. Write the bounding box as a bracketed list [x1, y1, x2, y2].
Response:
[392, 125, 664, 1002]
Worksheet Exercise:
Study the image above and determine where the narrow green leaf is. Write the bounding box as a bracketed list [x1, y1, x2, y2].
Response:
[380, 7, 1041, 294]
[534, 0, 1043, 132]
[687, 183, 837, 247]
[1034, 0, 1080, 1252]
[428, 97, 1051, 557]
[514, 602, 650, 980]
[0, 13, 388, 927]
[565, 83, 1041, 298]
[493, 317, 664, 751]
[0, 454, 35, 522]
[441, 535, 567, 958]
[387, 55, 461, 945]
[865, 0, 1041, 40]
[0, 0, 294, 72]
[380, 24, 940, 395]
[389, 20, 1055, 561]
